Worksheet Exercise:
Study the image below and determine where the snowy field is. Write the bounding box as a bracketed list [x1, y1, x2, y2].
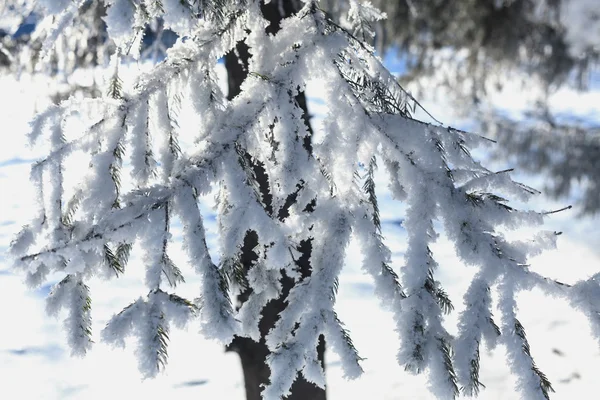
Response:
[1, 58, 600, 399]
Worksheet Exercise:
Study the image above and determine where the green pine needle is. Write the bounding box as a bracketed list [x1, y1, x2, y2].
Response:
[514, 318, 555, 399]
[438, 337, 459, 398]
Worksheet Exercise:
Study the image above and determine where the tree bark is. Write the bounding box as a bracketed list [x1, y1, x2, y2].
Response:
[224, 2, 326, 400]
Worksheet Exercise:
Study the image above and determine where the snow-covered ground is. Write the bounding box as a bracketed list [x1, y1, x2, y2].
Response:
[1, 59, 600, 399]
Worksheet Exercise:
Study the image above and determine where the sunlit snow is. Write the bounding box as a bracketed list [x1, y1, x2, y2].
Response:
[1, 56, 600, 399]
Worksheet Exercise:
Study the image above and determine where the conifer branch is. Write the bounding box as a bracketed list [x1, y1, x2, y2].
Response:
[513, 318, 555, 400]
[11, 3, 600, 399]
[362, 156, 381, 232]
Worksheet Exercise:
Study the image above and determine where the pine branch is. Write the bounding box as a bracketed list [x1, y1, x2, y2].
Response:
[404, 312, 426, 374]
[461, 342, 485, 396]
[513, 318, 555, 400]
[61, 189, 82, 227]
[107, 74, 123, 100]
[332, 309, 364, 366]
[154, 315, 170, 370]
[437, 336, 460, 398]
[104, 243, 125, 276]
[162, 290, 200, 314]
[161, 254, 185, 288]
[221, 256, 248, 293]
[20, 196, 169, 263]
[14, 4, 600, 400]
[110, 139, 125, 209]
[362, 156, 381, 232]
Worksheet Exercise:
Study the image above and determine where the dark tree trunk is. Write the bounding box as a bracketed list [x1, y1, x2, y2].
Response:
[224, 2, 326, 400]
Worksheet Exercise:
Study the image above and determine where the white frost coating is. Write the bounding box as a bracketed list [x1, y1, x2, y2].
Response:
[216, 149, 293, 271]
[102, 290, 196, 378]
[102, 297, 146, 348]
[568, 276, 600, 346]
[135, 298, 169, 378]
[347, 0, 386, 42]
[237, 265, 281, 341]
[265, 209, 362, 397]
[151, 89, 179, 183]
[262, 342, 306, 400]
[11, 2, 600, 399]
[46, 275, 93, 356]
[498, 278, 554, 400]
[9, 226, 36, 258]
[186, 65, 225, 143]
[454, 276, 499, 395]
[392, 141, 457, 398]
[30, 165, 47, 225]
[353, 213, 404, 308]
[45, 159, 65, 239]
[38, 1, 85, 62]
[28, 104, 59, 145]
[173, 185, 240, 343]
[128, 98, 157, 186]
[156, 290, 196, 330]
[80, 106, 127, 221]
[161, 0, 196, 35]
[25, 263, 51, 289]
[103, 0, 137, 47]
[140, 209, 168, 289]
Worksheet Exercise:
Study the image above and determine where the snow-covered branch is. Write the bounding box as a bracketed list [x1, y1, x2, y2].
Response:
[9, 1, 600, 399]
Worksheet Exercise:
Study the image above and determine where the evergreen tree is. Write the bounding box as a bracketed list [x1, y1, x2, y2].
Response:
[322, 0, 600, 214]
[8, 1, 600, 399]
[4, 1, 599, 211]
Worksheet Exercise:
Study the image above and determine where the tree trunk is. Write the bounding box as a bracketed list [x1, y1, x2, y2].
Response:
[224, 2, 326, 400]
